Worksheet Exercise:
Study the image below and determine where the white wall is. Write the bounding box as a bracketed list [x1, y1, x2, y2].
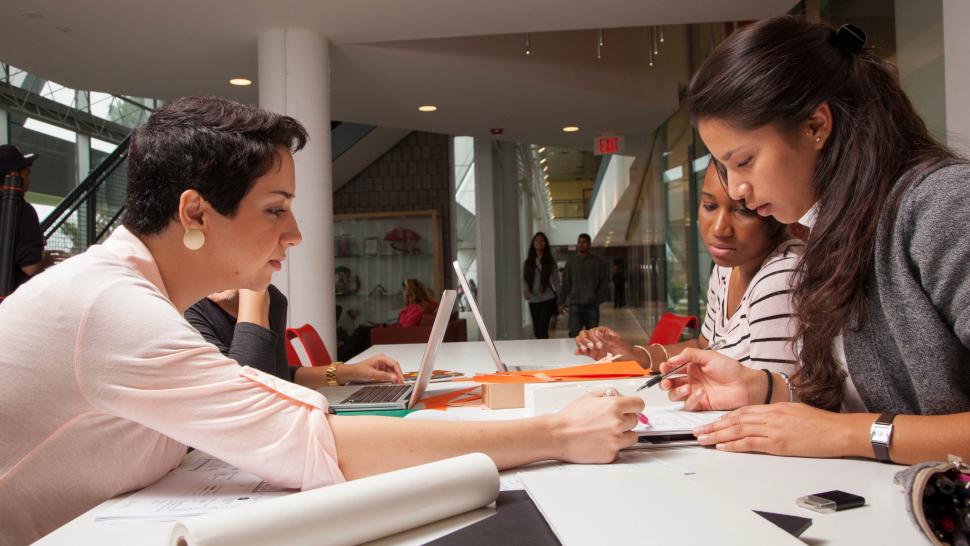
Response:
[546, 219, 588, 247]
[944, 0, 970, 156]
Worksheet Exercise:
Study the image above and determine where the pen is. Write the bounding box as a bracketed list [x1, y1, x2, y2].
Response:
[635, 338, 725, 392]
[603, 387, 650, 425]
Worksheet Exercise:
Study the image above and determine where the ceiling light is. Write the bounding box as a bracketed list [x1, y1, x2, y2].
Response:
[539, 158, 547, 165]
[660, 26, 665, 44]
[543, 173, 549, 180]
[229, 78, 252, 86]
[418, 105, 438, 112]
[537, 147, 546, 154]
[525, 33, 531, 56]
[562, 126, 580, 133]
[543, 165, 549, 172]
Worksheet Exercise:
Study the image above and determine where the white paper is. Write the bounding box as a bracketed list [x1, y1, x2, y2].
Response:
[521, 465, 802, 546]
[170, 453, 499, 546]
[634, 409, 726, 435]
[96, 451, 292, 522]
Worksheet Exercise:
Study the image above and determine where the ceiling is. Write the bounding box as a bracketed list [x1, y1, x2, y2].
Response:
[0, 0, 798, 147]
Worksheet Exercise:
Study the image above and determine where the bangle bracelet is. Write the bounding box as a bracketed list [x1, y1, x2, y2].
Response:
[762, 369, 773, 405]
[633, 345, 654, 371]
[777, 371, 796, 402]
[650, 343, 670, 362]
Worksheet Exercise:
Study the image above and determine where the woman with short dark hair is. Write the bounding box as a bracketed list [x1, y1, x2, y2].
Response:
[0, 97, 644, 544]
[659, 16, 970, 465]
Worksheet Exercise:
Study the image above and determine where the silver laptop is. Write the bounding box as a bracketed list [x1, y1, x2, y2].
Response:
[452, 261, 550, 372]
[325, 290, 457, 411]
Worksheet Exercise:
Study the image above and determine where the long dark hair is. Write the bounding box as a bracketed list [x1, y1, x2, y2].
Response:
[688, 16, 956, 410]
[524, 232, 557, 292]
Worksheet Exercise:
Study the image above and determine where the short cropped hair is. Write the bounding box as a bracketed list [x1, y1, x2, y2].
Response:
[577, 233, 591, 243]
[123, 96, 308, 235]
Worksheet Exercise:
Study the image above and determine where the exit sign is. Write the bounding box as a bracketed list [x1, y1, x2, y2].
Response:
[594, 135, 624, 155]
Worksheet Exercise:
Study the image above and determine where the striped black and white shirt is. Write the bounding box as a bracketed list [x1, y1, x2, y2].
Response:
[701, 239, 803, 374]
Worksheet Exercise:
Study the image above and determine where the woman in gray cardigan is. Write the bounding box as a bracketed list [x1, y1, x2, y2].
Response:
[657, 16, 970, 465]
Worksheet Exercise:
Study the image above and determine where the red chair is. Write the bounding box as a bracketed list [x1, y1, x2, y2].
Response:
[285, 324, 333, 367]
[648, 312, 699, 345]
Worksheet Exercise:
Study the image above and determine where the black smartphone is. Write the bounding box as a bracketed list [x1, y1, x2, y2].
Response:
[796, 490, 866, 513]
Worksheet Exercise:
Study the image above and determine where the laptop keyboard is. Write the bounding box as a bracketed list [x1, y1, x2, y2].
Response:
[340, 385, 412, 404]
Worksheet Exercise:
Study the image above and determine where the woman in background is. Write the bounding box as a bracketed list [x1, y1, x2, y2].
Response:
[398, 277, 437, 327]
[523, 232, 561, 339]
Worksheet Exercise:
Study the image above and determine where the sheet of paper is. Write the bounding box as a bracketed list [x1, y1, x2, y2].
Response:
[96, 451, 292, 522]
[521, 464, 802, 546]
[635, 409, 726, 435]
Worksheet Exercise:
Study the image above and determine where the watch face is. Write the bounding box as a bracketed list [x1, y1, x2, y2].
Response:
[871, 424, 892, 443]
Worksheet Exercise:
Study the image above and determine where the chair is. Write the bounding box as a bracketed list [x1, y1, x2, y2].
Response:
[286, 324, 333, 367]
[647, 312, 699, 345]
[369, 312, 467, 345]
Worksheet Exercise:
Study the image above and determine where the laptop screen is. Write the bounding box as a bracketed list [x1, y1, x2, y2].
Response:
[407, 289, 458, 408]
[451, 261, 506, 372]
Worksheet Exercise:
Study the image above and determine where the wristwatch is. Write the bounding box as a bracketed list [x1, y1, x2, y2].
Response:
[870, 412, 897, 463]
[325, 361, 342, 387]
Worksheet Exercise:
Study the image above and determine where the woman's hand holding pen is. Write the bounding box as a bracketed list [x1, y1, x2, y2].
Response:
[658, 348, 760, 411]
[548, 389, 644, 463]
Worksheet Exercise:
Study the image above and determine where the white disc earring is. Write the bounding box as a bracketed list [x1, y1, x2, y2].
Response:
[182, 229, 205, 251]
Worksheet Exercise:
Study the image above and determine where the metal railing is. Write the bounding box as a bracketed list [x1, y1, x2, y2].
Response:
[40, 137, 130, 255]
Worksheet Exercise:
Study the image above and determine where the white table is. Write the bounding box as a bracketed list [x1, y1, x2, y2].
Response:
[39, 339, 924, 545]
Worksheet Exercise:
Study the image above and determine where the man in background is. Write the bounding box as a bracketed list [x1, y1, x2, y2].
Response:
[1, 144, 64, 293]
[559, 233, 609, 337]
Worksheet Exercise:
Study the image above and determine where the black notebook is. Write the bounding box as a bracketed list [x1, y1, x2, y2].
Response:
[426, 491, 561, 546]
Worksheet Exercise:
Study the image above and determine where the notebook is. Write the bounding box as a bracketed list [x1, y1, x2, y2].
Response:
[324, 290, 457, 411]
[452, 261, 550, 372]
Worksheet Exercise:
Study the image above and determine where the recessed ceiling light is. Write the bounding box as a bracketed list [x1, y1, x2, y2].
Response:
[562, 126, 580, 133]
[229, 78, 252, 86]
[418, 105, 438, 112]
[539, 158, 547, 165]
[537, 147, 546, 154]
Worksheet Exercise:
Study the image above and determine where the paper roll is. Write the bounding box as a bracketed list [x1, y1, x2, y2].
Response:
[170, 453, 499, 546]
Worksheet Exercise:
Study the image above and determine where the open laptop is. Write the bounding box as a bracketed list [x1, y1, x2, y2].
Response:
[325, 290, 457, 411]
[452, 260, 550, 372]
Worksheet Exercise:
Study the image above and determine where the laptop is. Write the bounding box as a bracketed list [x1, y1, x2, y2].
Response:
[324, 290, 457, 411]
[452, 260, 550, 372]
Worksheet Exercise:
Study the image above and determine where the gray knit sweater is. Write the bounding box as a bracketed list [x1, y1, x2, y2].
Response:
[843, 162, 970, 415]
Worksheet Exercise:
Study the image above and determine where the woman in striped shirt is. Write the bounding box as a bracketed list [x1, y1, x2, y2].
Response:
[577, 162, 801, 375]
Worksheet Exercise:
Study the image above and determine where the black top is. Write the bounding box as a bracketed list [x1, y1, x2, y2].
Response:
[184, 284, 298, 382]
[12, 203, 44, 292]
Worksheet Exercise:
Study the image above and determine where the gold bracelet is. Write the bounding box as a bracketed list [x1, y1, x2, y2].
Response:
[632, 345, 654, 372]
[650, 343, 670, 362]
[326, 361, 343, 386]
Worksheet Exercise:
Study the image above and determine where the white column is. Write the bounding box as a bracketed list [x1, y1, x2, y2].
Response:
[258, 28, 336, 353]
[474, 140, 523, 340]
[944, 0, 970, 156]
[473, 138, 498, 337]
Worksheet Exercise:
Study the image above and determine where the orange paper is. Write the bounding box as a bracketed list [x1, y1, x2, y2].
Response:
[471, 360, 649, 384]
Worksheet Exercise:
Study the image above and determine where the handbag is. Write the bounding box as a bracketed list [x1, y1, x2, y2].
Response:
[894, 455, 970, 544]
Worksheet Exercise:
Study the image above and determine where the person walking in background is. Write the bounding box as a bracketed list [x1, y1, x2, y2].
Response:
[522, 232, 560, 339]
[611, 261, 626, 309]
[559, 233, 609, 337]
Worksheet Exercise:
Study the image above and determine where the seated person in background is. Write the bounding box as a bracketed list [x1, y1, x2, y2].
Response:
[0, 97, 644, 544]
[577, 162, 802, 375]
[186, 286, 403, 388]
[398, 277, 437, 327]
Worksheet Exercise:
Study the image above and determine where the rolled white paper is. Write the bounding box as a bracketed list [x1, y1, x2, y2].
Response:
[170, 453, 499, 546]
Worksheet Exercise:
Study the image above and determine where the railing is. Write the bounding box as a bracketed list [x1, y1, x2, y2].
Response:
[40, 137, 130, 255]
[551, 198, 589, 219]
